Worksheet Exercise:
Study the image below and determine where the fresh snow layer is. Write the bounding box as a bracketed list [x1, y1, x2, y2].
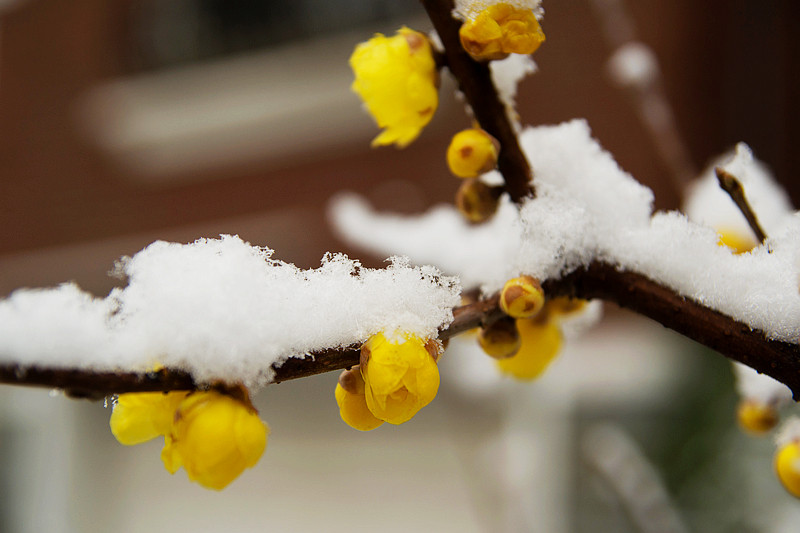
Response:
[0, 236, 460, 387]
[330, 119, 800, 344]
[684, 143, 796, 404]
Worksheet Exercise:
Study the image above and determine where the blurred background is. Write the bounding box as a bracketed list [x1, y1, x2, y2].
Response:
[0, 0, 799, 531]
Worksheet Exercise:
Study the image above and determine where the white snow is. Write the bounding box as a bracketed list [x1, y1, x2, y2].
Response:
[776, 416, 800, 447]
[684, 143, 795, 237]
[0, 236, 460, 387]
[683, 142, 796, 405]
[331, 119, 800, 344]
[453, 0, 544, 21]
[491, 54, 538, 122]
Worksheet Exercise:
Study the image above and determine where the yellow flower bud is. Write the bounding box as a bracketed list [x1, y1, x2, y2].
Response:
[500, 275, 545, 319]
[350, 27, 439, 148]
[736, 399, 778, 435]
[455, 178, 501, 223]
[161, 391, 268, 491]
[446, 128, 499, 178]
[360, 331, 441, 425]
[335, 367, 384, 431]
[717, 228, 756, 254]
[775, 440, 800, 498]
[460, 4, 545, 62]
[478, 317, 521, 359]
[109, 391, 188, 446]
[496, 319, 562, 380]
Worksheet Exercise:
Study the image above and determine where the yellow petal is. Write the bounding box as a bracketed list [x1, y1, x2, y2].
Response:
[350, 27, 439, 148]
[496, 319, 562, 380]
[361, 332, 440, 425]
[109, 391, 188, 446]
[163, 391, 268, 490]
[335, 383, 385, 431]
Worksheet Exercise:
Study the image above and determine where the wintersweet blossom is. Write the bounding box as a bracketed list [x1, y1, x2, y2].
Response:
[110, 391, 188, 445]
[495, 318, 562, 380]
[360, 331, 441, 424]
[335, 366, 384, 431]
[350, 27, 439, 148]
[161, 391, 268, 490]
[459, 4, 545, 62]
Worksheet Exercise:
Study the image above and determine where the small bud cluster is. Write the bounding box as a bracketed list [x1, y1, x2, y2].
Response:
[476, 276, 590, 381]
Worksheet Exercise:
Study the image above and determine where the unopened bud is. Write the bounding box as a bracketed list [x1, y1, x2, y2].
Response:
[425, 338, 444, 362]
[455, 179, 501, 223]
[338, 366, 365, 395]
[446, 128, 498, 178]
[500, 275, 545, 319]
[478, 317, 521, 359]
[736, 399, 778, 435]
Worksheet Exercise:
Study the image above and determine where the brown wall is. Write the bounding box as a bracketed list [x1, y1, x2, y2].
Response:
[1, 1, 797, 291]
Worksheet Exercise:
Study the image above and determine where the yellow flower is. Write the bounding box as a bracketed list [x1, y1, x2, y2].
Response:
[496, 318, 562, 380]
[446, 128, 498, 178]
[109, 391, 188, 445]
[775, 440, 800, 498]
[161, 391, 268, 491]
[350, 27, 439, 148]
[335, 367, 384, 431]
[460, 4, 545, 62]
[736, 399, 778, 435]
[360, 331, 441, 425]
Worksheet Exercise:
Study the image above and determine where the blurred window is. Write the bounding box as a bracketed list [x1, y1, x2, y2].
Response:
[129, 0, 423, 71]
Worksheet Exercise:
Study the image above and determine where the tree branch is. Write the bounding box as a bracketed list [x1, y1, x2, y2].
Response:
[420, 0, 535, 202]
[1, 1, 797, 406]
[3, 261, 799, 399]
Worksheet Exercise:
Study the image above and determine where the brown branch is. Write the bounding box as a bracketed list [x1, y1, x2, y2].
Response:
[715, 166, 769, 244]
[3, 261, 799, 398]
[420, 0, 534, 203]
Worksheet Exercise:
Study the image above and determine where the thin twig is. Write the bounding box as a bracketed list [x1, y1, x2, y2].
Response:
[715, 166, 769, 244]
[420, 0, 534, 203]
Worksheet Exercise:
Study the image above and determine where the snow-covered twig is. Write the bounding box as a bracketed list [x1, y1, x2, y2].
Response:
[4, 259, 800, 398]
[715, 166, 769, 244]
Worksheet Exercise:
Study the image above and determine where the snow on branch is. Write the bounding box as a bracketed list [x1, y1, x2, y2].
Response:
[1, 0, 799, 404]
[0, 236, 459, 391]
